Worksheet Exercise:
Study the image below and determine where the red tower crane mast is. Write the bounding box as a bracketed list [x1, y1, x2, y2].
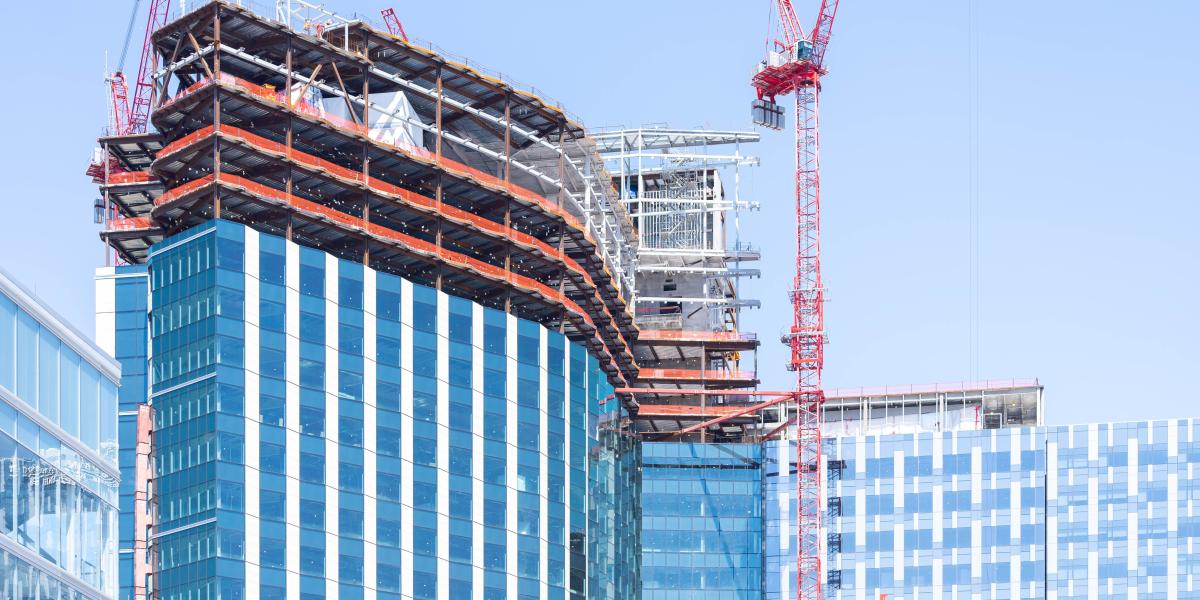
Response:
[751, 1, 840, 598]
[381, 8, 409, 42]
[106, 0, 172, 136]
[107, 72, 132, 139]
[127, 0, 173, 133]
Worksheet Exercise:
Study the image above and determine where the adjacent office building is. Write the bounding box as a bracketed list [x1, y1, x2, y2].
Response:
[637, 381, 1200, 600]
[0, 268, 121, 599]
[786, 418, 1200, 599]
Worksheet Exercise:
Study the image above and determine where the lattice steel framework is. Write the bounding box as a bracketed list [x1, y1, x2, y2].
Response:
[751, 1, 840, 598]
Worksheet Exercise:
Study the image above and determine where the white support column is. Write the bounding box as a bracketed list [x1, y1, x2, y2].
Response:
[400, 278, 415, 599]
[561, 337, 572, 596]
[436, 290, 451, 598]
[285, 239, 301, 600]
[363, 268, 378, 600]
[538, 327, 549, 599]
[243, 229, 261, 596]
[471, 303, 485, 600]
[324, 254, 341, 598]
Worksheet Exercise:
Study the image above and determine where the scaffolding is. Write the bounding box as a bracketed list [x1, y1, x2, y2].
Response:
[595, 128, 760, 333]
[593, 128, 764, 439]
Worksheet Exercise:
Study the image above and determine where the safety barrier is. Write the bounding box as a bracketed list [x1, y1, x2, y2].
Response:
[637, 368, 758, 383]
[107, 171, 158, 185]
[637, 330, 757, 343]
[106, 217, 157, 232]
[634, 404, 750, 418]
[153, 173, 630, 378]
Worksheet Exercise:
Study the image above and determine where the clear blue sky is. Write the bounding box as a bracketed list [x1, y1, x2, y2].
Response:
[2, 1, 1196, 425]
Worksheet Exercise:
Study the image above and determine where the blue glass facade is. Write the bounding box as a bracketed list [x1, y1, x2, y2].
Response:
[97, 265, 150, 600]
[589, 417, 641, 599]
[112, 220, 633, 599]
[641, 442, 762, 600]
[762, 419, 1200, 599]
[0, 269, 121, 599]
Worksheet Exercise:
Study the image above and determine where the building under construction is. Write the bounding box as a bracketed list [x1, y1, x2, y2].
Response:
[91, 2, 766, 599]
[84, 3, 1200, 600]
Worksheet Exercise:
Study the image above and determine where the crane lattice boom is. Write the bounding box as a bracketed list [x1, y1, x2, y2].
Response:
[774, 0, 806, 48]
[751, 2, 839, 599]
[381, 8, 409, 42]
[127, 0, 172, 133]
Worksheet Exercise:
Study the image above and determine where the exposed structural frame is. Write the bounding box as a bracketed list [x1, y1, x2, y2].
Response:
[593, 127, 766, 440]
[96, 1, 641, 387]
[595, 128, 762, 326]
[95, 1, 768, 407]
[158, 4, 640, 303]
[625, 379, 1044, 436]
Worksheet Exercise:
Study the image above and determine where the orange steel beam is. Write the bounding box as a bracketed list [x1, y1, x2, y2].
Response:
[636, 330, 757, 343]
[615, 388, 794, 396]
[635, 404, 753, 418]
[636, 368, 757, 382]
[153, 173, 635, 381]
[671, 393, 797, 436]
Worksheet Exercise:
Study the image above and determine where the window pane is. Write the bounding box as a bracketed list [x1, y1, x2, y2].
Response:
[37, 334, 59, 422]
[58, 349, 79, 439]
[15, 311, 38, 404]
[100, 381, 117, 462]
[79, 367, 99, 450]
[0, 294, 14, 390]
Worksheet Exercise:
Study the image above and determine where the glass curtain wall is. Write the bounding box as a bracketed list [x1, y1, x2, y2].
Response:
[138, 220, 610, 600]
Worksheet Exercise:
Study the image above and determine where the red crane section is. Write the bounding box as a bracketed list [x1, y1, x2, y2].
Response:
[127, 0, 173, 133]
[751, 2, 840, 599]
[109, 73, 132, 138]
[381, 8, 409, 42]
[774, 0, 805, 49]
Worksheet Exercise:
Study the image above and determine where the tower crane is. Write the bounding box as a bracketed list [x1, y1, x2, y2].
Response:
[127, 0, 173, 133]
[751, 1, 840, 598]
[381, 8, 409, 42]
[107, 0, 173, 136]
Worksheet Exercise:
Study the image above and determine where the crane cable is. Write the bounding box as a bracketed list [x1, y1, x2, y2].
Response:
[117, 0, 145, 73]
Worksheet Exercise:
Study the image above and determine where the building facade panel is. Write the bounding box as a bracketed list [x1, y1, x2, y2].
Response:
[1, 269, 121, 599]
[97, 265, 151, 600]
[123, 220, 633, 599]
[762, 419, 1200, 600]
[641, 442, 762, 600]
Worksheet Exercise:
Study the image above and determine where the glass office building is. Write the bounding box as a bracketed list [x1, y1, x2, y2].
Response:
[106, 219, 635, 600]
[764, 418, 1200, 599]
[0, 268, 121, 599]
[96, 264, 150, 600]
[589, 424, 642, 599]
[641, 442, 762, 600]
